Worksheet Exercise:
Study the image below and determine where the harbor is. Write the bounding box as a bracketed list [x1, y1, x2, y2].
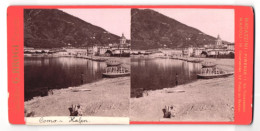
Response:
[24, 52, 130, 116]
[24, 32, 131, 101]
[24, 56, 130, 101]
[131, 54, 234, 95]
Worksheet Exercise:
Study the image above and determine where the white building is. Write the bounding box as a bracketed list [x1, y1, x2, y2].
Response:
[66, 48, 88, 56]
[159, 48, 183, 57]
[227, 43, 235, 51]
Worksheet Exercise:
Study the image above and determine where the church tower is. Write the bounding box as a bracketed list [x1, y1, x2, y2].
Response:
[120, 33, 127, 45]
[215, 34, 222, 46]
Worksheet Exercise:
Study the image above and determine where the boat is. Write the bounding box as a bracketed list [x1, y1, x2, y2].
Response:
[202, 62, 217, 68]
[197, 68, 234, 79]
[197, 72, 234, 79]
[106, 60, 122, 66]
[102, 66, 130, 78]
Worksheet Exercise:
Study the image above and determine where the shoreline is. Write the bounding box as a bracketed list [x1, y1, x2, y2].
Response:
[132, 55, 234, 71]
[130, 75, 234, 121]
[25, 55, 131, 68]
[25, 77, 130, 117]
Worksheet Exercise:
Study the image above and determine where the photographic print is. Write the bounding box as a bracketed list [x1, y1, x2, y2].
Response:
[7, 6, 254, 125]
[24, 9, 131, 118]
[130, 8, 235, 122]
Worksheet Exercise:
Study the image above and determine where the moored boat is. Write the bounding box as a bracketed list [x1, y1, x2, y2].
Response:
[197, 67, 233, 79]
[102, 66, 130, 78]
[197, 72, 234, 79]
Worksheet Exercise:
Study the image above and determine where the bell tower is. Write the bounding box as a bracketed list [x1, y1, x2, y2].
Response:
[215, 34, 222, 46]
[120, 33, 126, 45]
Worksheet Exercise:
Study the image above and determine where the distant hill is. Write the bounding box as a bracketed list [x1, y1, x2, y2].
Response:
[24, 9, 121, 48]
[131, 9, 231, 50]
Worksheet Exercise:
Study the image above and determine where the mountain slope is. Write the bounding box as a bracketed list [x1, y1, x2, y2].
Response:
[24, 9, 120, 48]
[131, 9, 228, 49]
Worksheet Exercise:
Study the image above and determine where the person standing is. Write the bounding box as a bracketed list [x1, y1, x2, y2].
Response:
[175, 73, 179, 86]
[81, 72, 85, 84]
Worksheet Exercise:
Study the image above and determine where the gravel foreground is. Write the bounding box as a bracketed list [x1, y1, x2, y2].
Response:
[25, 77, 130, 117]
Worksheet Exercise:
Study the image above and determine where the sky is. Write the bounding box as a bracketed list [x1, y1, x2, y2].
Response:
[152, 9, 235, 43]
[60, 9, 131, 39]
[60, 8, 234, 43]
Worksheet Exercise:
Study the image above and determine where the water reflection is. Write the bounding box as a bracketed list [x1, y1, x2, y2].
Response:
[24, 57, 106, 101]
[131, 58, 201, 97]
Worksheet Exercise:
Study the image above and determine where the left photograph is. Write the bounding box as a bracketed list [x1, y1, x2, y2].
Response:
[24, 9, 131, 117]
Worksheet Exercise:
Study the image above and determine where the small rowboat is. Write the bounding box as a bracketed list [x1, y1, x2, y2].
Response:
[202, 62, 217, 68]
[103, 66, 130, 78]
[106, 60, 122, 66]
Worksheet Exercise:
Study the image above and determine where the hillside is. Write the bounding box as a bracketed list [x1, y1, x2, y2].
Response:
[24, 9, 120, 48]
[131, 9, 230, 49]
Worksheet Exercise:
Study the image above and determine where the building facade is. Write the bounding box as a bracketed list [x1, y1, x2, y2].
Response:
[183, 35, 235, 57]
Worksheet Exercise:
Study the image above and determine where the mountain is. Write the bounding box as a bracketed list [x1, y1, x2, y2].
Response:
[131, 9, 230, 50]
[24, 9, 120, 48]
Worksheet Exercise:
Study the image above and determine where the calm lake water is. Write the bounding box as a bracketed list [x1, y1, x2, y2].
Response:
[25, 56, 202, 100]
[24, 56, 107, 101]
[131, 57, 202, 98]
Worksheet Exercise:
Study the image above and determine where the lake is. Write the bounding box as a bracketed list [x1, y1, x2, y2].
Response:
[24, 56, 107, 101]
[24, 56, 201, 100]
[131, 57, 202, 97]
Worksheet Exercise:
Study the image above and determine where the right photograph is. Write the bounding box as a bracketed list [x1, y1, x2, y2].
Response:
[130, 8, 235, 122]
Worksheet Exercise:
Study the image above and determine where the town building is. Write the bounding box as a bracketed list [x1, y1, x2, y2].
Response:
[159, 48, 183, 57]
[183, 47, 194, 57]
[65, 48, 88, 56]
[183, 34, 234, 57]
[227, 43, 235, 50]
[24, 33, 131, 57]
[149, 51, 165, 57]
[88, 33, 130, 57]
